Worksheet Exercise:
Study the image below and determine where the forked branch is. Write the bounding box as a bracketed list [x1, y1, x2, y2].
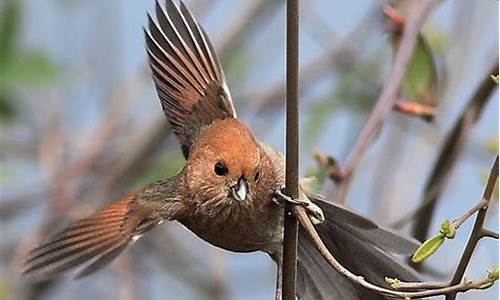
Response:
[294, 156, 499, 299]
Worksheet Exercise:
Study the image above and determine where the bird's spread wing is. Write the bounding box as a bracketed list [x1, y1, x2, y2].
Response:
[297, 198, 420, 300]
[145, 0, 236, 158]
[22, 178, 183, 280]
[23, 195, 155, 279]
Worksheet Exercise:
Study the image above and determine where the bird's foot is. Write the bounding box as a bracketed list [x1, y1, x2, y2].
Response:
[272, 189, 310, 207]
[273, 189, 325, 225]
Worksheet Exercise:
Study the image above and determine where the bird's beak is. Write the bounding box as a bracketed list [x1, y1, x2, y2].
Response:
[230, 176, 248, 201]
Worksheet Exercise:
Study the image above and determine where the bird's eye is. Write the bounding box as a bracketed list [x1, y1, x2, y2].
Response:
[254, 171, 260, 181]
[214, 162, 228, 176]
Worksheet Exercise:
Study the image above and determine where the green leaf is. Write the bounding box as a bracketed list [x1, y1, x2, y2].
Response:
[411, 234, 445, 263]
[399, 34, 436, 106]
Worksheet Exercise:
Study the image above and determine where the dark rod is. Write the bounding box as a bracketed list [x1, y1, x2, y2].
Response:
[282, 0, 299, 299]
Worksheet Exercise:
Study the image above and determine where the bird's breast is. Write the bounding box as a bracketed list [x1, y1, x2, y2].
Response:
[179, 196, 284, 256]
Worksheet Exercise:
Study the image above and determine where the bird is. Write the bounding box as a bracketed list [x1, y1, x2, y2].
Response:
[22, 1, 420, 299]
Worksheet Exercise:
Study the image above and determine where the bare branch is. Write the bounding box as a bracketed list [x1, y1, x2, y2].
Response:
[452, 198, 489, 229]
[282, 0, 300, 298]
[480, 229, 499, 240]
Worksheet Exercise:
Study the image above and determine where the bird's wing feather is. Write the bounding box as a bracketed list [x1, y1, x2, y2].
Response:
[314, 198, 420, 254]
[297, 198, 420, 300]
[145, 0, 236, 158]
[23, 178, 183, 280]
[22, 196, 152, 279]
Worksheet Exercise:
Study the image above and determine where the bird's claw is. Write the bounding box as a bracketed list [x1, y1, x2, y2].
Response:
[272, 189, 325, 225]
[272, 189, 310, 207]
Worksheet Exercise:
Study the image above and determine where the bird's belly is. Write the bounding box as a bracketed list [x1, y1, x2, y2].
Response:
[179, 202, 283, 255]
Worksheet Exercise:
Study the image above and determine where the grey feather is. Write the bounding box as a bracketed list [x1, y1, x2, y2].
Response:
[297, 199, 420, 300]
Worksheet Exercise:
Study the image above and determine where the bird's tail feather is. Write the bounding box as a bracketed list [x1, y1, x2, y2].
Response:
[297, 198, 420, 300]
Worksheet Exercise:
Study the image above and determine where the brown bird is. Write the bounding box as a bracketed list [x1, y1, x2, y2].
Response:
[23, 1, 420, 299]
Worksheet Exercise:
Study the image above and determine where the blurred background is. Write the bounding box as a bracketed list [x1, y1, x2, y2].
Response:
[0, 0, 498, 299]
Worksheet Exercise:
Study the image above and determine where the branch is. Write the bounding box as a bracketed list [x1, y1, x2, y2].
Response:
[452, 198, 489, 230]
[282, 0, 300, 298]
[333, 0, 438, 204]
[288, 156, 499, 299]
[445, 156, 499, 300]
[479, 229, 499, 240]
[293, 203, 498, 299]
[389, 275, 497, 293]
[410, 196, 493, 263]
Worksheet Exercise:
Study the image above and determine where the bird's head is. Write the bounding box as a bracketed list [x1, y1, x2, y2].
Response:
[185, 118, 274, 209]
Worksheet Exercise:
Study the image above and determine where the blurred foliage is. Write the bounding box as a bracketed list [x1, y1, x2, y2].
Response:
[303, 93, 339, 148]
[486, 137, 499, 154]
[424, 27, 447, 54]
[0, 0, 59, 122]
[303, 52, 383, 147]
[305, 162, 329, 190]
[221, 48, 250, 91]
[131, 148, 185, 190]
[0, 278, 4, 300]
[335, 55, 382, 113]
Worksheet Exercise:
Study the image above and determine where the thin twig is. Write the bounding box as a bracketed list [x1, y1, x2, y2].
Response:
[390, 280, 450, 291]
[452, 198, 488, 229]
[479, 229, 499, 240]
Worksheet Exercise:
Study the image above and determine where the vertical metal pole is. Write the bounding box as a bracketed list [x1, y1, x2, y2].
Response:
[282, 0, 299, 299]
